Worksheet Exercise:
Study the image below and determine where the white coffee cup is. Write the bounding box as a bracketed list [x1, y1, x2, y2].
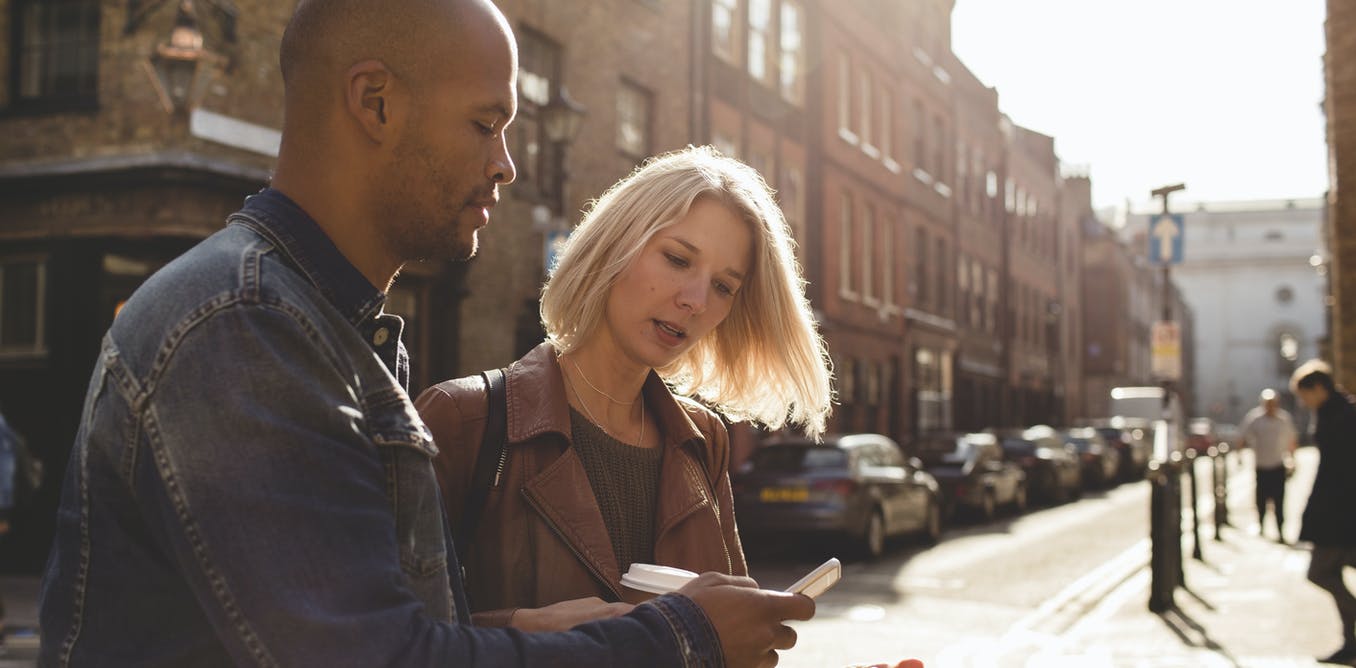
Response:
[619, 563, 699, 596]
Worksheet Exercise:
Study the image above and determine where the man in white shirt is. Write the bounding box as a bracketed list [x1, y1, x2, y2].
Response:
[1239, 389, 1299, 543]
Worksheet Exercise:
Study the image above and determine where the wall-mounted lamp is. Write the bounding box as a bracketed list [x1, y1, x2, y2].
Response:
[140, 0, 228, 114]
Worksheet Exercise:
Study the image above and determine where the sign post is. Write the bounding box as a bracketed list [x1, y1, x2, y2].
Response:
[1147, 183, 1186, 613]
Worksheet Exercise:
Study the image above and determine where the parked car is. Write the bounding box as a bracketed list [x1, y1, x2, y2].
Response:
[916, 432, 1027, 522]
[733, 434, 943, 559]
[1187, 418, 1218, 454]
[1064, 427, 1120, 489]
[998, 426, 1083, 504]
[1087, 419, 1151, 480]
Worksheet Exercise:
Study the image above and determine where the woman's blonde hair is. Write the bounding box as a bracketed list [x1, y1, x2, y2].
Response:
[541, 145, 833, 439]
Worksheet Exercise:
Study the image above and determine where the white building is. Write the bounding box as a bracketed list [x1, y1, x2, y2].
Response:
[1122, 197, 1327, 427]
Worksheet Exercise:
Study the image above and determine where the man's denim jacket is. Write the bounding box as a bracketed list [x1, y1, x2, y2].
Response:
[39, 189, 722, 667]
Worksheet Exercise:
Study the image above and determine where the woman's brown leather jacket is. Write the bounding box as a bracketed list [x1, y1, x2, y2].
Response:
[414, 343, 748, 626]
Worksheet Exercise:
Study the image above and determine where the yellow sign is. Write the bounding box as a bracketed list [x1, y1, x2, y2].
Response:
[1152, 321, 1182, 381]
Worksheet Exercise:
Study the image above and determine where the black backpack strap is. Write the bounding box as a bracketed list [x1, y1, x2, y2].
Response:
[454, 368, 509, 568]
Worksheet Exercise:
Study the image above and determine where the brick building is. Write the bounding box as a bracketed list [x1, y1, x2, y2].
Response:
[811, 0, 912, 441]
[459, 0, 695, 374]
[951, 58, 1005, 431]
[0, 0, 301, 570]
[1004, 124, 1061, 425]
[1325, 0, 1356, 386]
[1055, 172, 1089, 423]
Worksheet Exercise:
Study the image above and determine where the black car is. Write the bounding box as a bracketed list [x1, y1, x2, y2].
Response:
[734, 434, 943, 559]
[1064, 427, 1120, 489]
[917, 432, 1027, 522]
[1088, 420, 1151, 480]
[999, 427, 1083, 504]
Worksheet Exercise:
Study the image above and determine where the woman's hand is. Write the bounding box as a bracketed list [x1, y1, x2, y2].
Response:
[509, 597, 635, 632]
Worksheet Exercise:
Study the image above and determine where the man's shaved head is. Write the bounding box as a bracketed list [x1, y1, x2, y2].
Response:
[279, 0, 512, 118]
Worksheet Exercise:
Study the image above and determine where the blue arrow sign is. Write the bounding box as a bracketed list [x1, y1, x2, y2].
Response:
[1148, 214, 1184, 266]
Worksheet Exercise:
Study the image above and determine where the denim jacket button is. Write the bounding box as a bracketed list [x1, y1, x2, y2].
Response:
[372, 327, 390, 347]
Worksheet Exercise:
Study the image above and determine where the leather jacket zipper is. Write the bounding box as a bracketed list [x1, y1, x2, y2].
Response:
[522, 489, 626, 601]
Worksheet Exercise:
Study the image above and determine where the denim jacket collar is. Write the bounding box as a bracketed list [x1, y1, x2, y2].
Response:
[232, 188, 387, 328]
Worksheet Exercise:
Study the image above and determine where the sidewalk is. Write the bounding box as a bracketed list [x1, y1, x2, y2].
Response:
[1011, 447, 1349, 667]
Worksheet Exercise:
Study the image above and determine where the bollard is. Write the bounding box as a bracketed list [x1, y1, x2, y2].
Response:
[1220, 444, 1231, 539]
[1217, 443, 1231, 526]
[1168, 451, 1186, 589]
[1187, 449, 1203, 561]
[1148, 459, 1175, 612]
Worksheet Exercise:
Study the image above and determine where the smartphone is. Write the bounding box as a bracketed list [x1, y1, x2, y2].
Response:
[784, 557, 841, 599]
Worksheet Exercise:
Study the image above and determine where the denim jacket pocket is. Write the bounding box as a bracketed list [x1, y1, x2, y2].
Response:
[365, 387, 455, 621]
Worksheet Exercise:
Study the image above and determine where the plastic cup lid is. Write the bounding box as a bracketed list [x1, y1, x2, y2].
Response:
[619, 563, 699, 595]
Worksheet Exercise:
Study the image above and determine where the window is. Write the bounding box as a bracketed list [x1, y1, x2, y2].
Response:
[862, 204, 876, 302]
[515, 29, 561, 201]
[880, 91, 895, 168]
[932, 115, 946, 181]
[971, 261, 985, 329]
[936, 237, 948, 313]
[779, 0, 805, 103]
[0, 257, 47, 356]
[957, 255, 969, 327]
[747, 0, 772, 83]
[838, 355, 857, 404]
[987, 269, 998, 333]
[915, 347, 953, 434]
[712, 0, 740, 63]
[837, 53, 855, 142]
[616, 80, 651, 159]
[12, 0, 100, 109]
[781, 165, 806, 247]
[956, 139, 968, 207]
[913, 100, 926, 173]
[882, 217, 895, 309]
[840, 193, 856, 298]
[858, 69, 874, 153]
[914, 227, 928, 307]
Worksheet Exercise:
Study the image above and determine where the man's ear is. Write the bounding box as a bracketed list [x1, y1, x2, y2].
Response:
[345, 60, 398, 144]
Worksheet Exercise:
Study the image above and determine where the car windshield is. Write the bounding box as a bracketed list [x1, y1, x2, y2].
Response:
[1066, 437, 1092, 451]
[1001, 439, 1035, 456]
[751, 445, 848, 471]
[1095, 428, 1121, 441]
[919, 439, 971, 467]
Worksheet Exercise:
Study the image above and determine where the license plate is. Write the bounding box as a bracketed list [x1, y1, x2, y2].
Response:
[760, 486, 809, 502]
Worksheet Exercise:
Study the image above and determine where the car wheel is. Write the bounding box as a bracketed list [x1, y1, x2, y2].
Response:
[1014, 484, 1029, 513]
[923, 499, 943, 545]
[862, 509, 886, 560]
[981, 490, 997, 522]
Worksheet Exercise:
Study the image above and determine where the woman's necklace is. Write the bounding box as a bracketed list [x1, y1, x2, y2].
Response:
[567, 357, 636, 405]
[565, 368, 645, 446]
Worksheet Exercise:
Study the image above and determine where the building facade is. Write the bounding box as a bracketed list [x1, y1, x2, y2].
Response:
[1326, 0, 1356, 387]
[1125, 199, 1326, 425]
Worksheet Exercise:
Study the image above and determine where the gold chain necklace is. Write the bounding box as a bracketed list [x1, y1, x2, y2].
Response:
[567, 357, 637, 405]
[565, 370, 645, 446]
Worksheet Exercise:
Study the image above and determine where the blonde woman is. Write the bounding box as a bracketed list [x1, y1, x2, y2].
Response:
[415, 146, 833, 632]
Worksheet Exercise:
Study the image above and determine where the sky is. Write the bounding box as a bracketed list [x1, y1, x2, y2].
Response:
[951, 0, 1329, 212]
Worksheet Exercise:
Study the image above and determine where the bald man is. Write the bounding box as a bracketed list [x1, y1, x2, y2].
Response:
[38, 1, 811, 666]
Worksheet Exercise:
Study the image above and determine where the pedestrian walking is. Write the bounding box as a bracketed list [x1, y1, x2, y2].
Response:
[416, 147, 834, 629]
[1291, 360, 1356, 665]
[1238, 388, 1298, 542]
[38, 1, 812, 665]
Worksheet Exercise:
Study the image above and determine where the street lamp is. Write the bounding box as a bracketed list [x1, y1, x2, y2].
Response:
[540, 86, 587, 213]
[142, 0, 227, 114]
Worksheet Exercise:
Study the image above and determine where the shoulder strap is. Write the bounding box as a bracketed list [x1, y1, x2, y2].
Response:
[454, 368, 508, 566]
